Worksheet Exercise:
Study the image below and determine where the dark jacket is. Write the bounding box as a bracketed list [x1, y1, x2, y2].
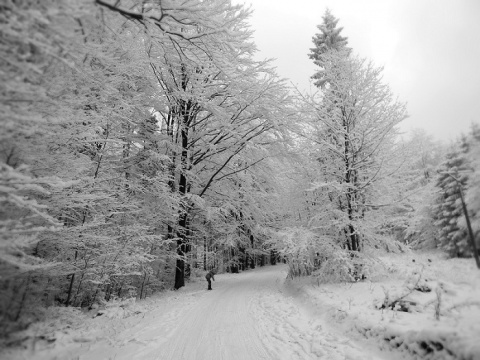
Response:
[205, 271, 215, 281]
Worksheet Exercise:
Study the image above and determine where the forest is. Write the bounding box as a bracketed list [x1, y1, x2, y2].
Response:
[1, 0, 479, 345]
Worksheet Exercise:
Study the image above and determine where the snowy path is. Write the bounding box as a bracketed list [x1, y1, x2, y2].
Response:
[157, 268, 272, 360]
[26, 265, 385, 360]
[137, 265, 381, 360]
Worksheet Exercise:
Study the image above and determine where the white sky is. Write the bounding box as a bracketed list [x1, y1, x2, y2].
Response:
[233, 0, 480, 142]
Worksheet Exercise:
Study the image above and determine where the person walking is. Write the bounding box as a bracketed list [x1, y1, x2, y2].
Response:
[205, 269, 215, 290]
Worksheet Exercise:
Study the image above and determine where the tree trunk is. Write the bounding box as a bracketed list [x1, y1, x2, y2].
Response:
[204, 236, 207, 271]
[66, 273, 75, 306]
[174, 211, 188, 289]
[66, 250, 78, 306]
[140, 271, 148, 299]
[14, 275, 30, 322]
[249, 234, 256, 269]
[343, 114, 360, 252]
[173, 91, 193, 289]
[457, 186, 480, 269]
[230, 247, 239, 273]
[270, 249, 277, 265]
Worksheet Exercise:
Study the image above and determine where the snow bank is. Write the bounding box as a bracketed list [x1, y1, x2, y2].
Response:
[288, 250, 480, 360]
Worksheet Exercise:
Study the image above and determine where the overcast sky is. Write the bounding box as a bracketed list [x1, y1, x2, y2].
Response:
[233, 0, 480, 142]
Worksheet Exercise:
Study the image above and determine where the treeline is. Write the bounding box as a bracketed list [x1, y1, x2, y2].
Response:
[0, 0, 290, 335]
[375, 125, 480, 259]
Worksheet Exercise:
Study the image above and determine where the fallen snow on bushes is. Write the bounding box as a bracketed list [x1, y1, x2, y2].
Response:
[2, 250, 479, 360]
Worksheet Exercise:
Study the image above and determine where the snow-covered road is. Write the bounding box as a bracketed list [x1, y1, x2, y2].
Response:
[157, 267, 272, 360]
[142, 265, 381, 360]
[25, 265, 385, 360]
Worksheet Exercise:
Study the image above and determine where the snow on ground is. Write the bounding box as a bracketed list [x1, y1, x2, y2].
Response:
[3, 251, 479, 360]
[249, 268, 384, 360]
[288, 250, 480, 360]
[3, 265, 384, 360]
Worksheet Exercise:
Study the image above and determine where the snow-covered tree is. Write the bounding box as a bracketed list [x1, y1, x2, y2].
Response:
[123, 0, 292, 288]
[434, 126, 480, 258]
[378, 129, 445, 249]
[465, 133, 480, 226]
[307, 50, 407, 252]
[309, 9, 349, 87]
[0, 0, 197, 331]
[464, 129, 480, 264]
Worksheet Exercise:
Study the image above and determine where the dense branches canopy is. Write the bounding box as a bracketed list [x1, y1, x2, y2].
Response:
[0, 0, 291, 334]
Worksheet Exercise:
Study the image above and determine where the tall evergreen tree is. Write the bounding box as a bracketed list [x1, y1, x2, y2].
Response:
[433, 147, 469, 257]
[464, 126, 480, 260]
[309, 9, 349, 87]
[434, 126, 480, 257]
